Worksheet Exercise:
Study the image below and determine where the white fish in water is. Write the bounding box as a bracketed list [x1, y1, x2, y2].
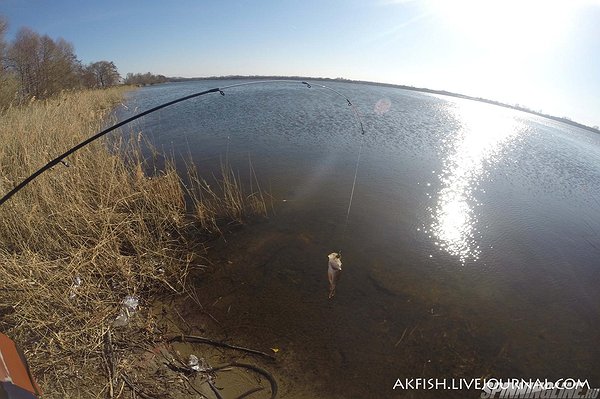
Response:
[327, 252, 342, 299]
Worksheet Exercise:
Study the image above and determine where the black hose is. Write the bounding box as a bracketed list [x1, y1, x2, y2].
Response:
[213, 362, 278, 399]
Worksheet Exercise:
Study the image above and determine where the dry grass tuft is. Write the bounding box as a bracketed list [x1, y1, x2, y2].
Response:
[0, 87, 268, 396]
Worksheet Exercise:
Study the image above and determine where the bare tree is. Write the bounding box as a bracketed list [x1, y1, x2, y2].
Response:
[79, 64, 97, 88]
[7, 27, 40, 98]
[1, 15, 122, 105]
[0, 16, 18, 107]
[86, 61, 120, 88]
[42, 36, 81, 93]
[0, 16, 6, 62]
[6, 27, 82, 99]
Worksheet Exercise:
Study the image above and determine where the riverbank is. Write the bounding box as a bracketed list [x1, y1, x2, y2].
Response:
[0, 87, 270, 397]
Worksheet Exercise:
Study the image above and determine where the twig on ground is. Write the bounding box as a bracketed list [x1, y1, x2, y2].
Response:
[121, 373, 159, 399]
[168, 335, 276, 361]
[102, 329, 116, 398]
[208, 379, 225, 399]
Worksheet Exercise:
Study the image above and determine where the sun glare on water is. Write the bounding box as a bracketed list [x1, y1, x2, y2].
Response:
[431, 100, 525, 263]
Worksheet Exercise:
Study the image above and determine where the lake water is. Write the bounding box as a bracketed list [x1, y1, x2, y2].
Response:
[121, 80, 600, 397]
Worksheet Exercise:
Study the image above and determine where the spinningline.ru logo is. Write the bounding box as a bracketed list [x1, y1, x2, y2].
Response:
[480, 380, 598, 399]
[392, 378, 599, 398]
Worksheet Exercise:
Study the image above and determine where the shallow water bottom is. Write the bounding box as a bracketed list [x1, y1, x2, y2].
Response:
[178, 213, 598, 398]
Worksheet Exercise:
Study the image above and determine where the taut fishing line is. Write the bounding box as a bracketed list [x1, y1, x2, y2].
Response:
[0, 80, 366, 249]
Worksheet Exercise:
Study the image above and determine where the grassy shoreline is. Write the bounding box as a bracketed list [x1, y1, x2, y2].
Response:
[0, 87, 267, 396]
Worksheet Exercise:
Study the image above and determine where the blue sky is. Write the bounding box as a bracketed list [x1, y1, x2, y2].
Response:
[2, 0, 599, 126]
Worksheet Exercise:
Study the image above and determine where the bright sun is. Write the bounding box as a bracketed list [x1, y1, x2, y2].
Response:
[428, 0, 577, 54]
[412, 0, 589, 109]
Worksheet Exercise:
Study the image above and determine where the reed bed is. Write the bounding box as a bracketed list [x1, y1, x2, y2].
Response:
[0, 87, 268, 396]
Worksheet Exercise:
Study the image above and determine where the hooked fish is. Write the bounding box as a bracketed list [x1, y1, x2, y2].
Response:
[327, 252, 342, 299]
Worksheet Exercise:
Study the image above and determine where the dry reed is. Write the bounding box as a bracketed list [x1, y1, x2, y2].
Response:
[0, 87, 268, 396]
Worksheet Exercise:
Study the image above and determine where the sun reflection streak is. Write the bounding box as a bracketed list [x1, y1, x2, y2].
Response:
[431, 100, 524, 262]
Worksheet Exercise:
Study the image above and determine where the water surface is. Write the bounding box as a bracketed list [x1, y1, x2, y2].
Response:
[121, 80, 600, 397]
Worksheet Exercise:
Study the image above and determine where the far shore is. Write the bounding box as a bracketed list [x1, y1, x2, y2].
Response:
[163, 75, 600, 135]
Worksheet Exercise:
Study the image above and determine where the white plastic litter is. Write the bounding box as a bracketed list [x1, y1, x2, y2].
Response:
[187, 354, 208, 372]
[188, 354, 200, 371]
[69, 276, 82, 299]
[113, 295, 139, 327]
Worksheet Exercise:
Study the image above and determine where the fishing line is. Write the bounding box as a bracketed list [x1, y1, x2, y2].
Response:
[207, 80, 367, 249]
[0, 80, 365, 217]
[340, 132, 365, 249]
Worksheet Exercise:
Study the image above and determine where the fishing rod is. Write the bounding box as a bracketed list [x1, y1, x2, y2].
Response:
[0, 79, 365, 207]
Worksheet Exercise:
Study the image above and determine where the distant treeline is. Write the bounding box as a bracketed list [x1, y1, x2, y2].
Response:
[0, 16, 121, 109]
[169, 75, 600, 134]
[124, 72, 168, 86]
[3, 10, 595, 136]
